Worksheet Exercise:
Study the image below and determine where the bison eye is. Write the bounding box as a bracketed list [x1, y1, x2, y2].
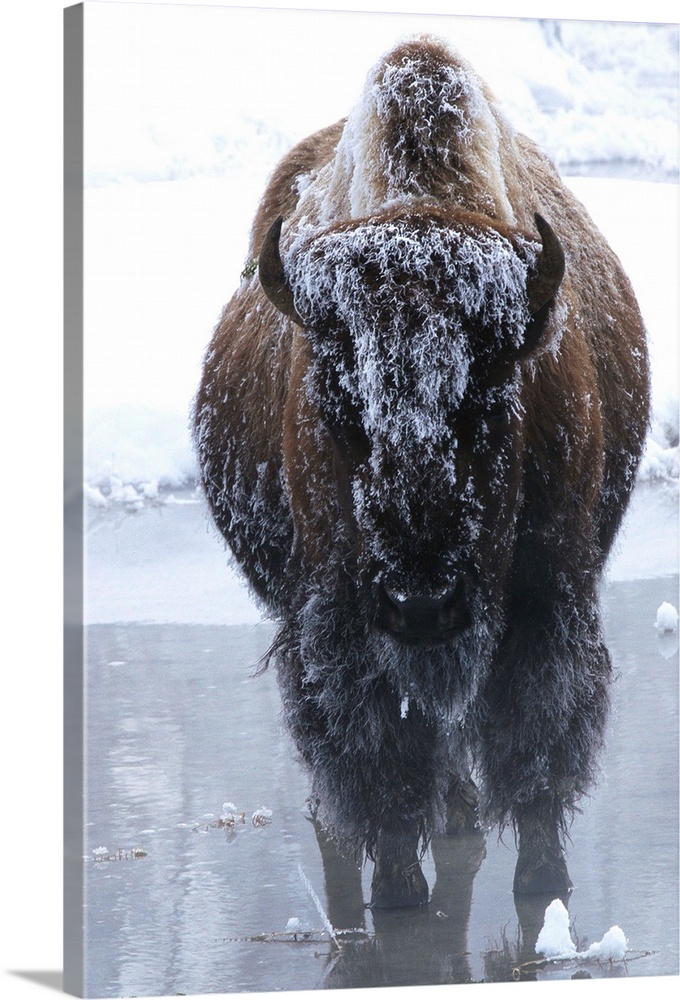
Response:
[323, 410, 371, 462]
[485, 400, 511, 434]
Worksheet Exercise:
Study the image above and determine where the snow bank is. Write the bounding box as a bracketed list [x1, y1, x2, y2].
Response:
[85, 407, 197, 498]
[640, 395, 679, 483]
[82, 9, 678, 188]
[80, 8, 678, 517]
[512, 21, 678, 181]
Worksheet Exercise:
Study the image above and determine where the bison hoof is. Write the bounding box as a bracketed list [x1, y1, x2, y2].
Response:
[513, 854, 573, 896]
[370, 860, 429, 909]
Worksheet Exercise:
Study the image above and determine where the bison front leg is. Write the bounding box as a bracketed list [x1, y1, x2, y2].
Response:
[369, 769, 480, 907]
[370, 823, 429, 909]
[512, 794, 573, 894]
[473, 597, 612, 896]
[276, 643, 439, 909]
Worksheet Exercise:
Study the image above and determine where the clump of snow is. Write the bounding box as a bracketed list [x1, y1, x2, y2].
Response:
[94, 477, 146, 512]
[639, 437, 679, 483]
[285, 917, 303, 932]
[85, 471, 199, 512]
[655, 602, 679, 633]
[580, 925, 628, 962]
[85, 484, 109, 508]
[535, 899, 577, 959]
[535, 898, 629, 964]
[639, 395, 679, 483]
[221, 801, 238, 821]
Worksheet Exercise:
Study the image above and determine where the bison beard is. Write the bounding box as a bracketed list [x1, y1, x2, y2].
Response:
[193, 34, 650, 908]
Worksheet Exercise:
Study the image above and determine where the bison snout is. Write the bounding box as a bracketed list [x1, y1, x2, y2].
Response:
[376, 581, 470, 645]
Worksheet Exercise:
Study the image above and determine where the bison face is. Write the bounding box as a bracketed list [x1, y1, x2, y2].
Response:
[261, 209, 564, 647]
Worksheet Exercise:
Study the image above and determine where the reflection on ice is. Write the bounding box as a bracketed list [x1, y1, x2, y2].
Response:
[658, 630, 679, 660]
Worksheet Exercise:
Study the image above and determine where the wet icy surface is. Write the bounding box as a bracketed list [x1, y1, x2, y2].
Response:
[83, 492, 678, 997]
[84, 480, 679, 626]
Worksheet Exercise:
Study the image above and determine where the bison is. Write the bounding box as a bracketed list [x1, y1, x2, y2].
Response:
[193, 35, 650, 908]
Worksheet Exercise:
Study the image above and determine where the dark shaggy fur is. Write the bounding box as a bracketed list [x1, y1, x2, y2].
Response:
[193, 35, 650, 907]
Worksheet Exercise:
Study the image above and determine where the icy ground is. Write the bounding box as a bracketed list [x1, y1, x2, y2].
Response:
[83, 573, 678, 995]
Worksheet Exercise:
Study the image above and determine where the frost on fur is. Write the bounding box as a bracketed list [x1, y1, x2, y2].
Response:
[193, 32, 651, 906]
[323, 36, 516, 222]
[286, 214, 540, 466]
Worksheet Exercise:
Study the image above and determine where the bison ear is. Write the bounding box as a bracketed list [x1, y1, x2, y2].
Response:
[519, 213, 565, 357]
[258, 215, 305, 326]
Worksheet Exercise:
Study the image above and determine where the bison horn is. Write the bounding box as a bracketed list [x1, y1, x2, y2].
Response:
[258, 215, 304, 326]
[527, 213, 565, 315]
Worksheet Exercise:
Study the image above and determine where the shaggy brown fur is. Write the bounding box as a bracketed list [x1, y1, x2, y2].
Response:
[193, 35, 650, 907]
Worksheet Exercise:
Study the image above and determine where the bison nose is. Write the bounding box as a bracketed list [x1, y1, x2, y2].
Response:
[376, 582, 469, 645]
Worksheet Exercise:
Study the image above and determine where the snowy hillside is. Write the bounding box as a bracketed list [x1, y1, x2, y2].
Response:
[81, 6, 679, 503]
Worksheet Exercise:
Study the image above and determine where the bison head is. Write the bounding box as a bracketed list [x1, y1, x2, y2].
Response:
[260, 208, 564, 652]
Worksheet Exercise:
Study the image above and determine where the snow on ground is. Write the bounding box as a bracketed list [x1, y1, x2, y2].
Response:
[82, 8, 679, 190]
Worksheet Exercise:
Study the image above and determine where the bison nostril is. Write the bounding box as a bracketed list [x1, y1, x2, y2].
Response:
[377, 583, 467, 643]
[382, 586, 406, 608]
[379, 587, 409, 631]
[439, 590, 460, 628]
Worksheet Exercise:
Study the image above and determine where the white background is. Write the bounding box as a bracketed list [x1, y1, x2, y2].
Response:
[1, 2, 677, 1000]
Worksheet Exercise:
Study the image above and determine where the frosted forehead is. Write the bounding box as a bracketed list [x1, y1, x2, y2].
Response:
[288, 216, 536, 445]
[289, 216, 537, 341]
